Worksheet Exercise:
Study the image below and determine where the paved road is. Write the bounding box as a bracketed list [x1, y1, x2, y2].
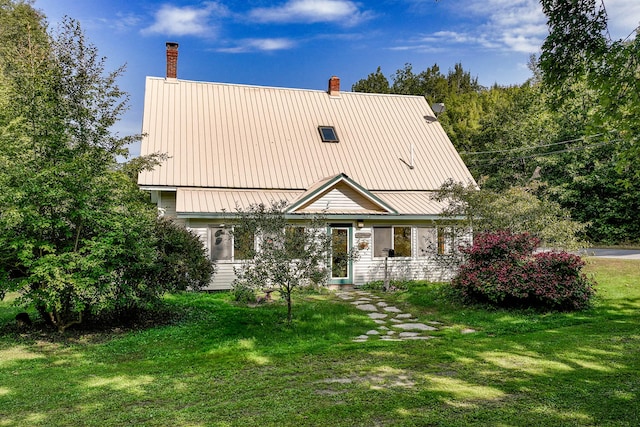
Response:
[579, 248, 640, 260]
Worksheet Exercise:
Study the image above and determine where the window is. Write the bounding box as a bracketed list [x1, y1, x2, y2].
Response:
[210, 226, 254, 261]
[437, 227, 455, 255]
[210, 228, 232, 261]
[417, 227, 437, 257]
[285, 226, 305, 255]
[318, 126, 339, 143]
[393, 227, 412, 257]
[373, 226, 412, 257]
[233, 226, 255, 260]
[373, 226, 391, 257]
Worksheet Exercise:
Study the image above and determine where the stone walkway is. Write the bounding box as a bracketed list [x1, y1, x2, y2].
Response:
[334, 289, 448, 342]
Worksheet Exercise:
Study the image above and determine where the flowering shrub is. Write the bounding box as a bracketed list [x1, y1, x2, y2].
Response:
[451, 231, 595, 310]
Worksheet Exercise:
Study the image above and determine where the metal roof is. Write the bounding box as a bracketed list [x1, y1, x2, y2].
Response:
[138, 77, 475, 193]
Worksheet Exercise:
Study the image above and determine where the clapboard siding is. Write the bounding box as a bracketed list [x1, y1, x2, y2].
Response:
[352, 226, 456, 285]
[179, 222, 465, 291]
[186, 220, 238, 290]
[300, 182, 383, 212]
[158, 191, 186, 226]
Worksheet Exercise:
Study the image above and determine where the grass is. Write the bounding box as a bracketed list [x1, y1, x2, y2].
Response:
[1, 258, 639, 426]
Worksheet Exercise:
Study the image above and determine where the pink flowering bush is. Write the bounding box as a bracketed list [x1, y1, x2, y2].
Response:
[452, 230, 595, 311]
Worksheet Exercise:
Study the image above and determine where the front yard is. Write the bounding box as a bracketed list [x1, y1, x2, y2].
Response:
[0, 258, 638, 426]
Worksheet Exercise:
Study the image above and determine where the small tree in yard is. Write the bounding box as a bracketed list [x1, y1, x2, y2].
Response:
[451, 230, 596, 311]
[232, 201, 332, 323]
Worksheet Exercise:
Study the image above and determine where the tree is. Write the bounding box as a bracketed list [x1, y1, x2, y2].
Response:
[538, 0, 640, 243]
[351, 66, 390, 93]
[231, 201, 333, 323]
[0, 4, 211, 331]
[539, 0, 640, 179]
[433, 180, 587, 250]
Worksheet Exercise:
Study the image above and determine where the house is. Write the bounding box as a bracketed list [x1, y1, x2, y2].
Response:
[138, 43, 476, 290]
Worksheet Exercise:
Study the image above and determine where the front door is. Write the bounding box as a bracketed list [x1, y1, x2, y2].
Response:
[329, 225, 353, 285]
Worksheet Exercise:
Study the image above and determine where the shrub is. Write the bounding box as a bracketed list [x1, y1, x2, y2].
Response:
[451, 230, 595, 310]
[151, 218, 216, 292]
[232, 282, 256, 304]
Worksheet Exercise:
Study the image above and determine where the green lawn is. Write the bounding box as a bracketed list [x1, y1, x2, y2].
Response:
[1, 258, 638, 426]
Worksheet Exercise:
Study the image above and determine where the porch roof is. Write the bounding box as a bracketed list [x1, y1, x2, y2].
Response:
[175, 187, 449, 218]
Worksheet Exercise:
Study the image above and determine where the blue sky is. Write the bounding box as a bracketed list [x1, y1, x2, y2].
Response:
[33, 0, 640, 157]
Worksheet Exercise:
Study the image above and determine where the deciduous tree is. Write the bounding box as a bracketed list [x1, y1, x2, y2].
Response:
[232, 201, 334, 323]
[0, 3, 213, 331]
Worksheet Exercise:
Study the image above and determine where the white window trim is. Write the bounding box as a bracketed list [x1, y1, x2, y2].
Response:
[209, 226, 256, 263]
[372, 225, 413, 259]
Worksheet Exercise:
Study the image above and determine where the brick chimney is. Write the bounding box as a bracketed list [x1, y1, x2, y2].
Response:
[328, 76, 340, 96]
[166, 42, 179, 79]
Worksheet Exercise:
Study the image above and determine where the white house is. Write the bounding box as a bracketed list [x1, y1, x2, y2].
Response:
[138, 43, 476, 290]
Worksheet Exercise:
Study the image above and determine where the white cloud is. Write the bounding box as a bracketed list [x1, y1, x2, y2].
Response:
[113, 12, 143, 33]
[392, 0, 546, 54]
[423, 31, 475, 44]
[604, 0, 640, 39]
[142, 2, 228, 36]
[469, 0, 547, 53]
[248, 0, 371, 25]
[217, 38, 296, 53]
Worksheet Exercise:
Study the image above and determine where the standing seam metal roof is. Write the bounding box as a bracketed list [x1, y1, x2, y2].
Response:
[138, 77, 475, 192]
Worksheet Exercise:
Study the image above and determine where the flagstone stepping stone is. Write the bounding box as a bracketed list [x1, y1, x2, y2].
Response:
[461, 328, 477, 334]
[427, 320, 443, 325]
[376, 301, 388, 307]
[383, 306, 402, 313]
[354, 335, 369, 340]
[389, 318, 403, 323]
[356, 304, 378, 312]
[378, 325, 389, 330]
[399, 332, 420, 337]
[366, 330, 380, 335]
[368, 312, 388, 319]
[380, 336, 403, 341]
[373, 319, 386, 324]
[386, 330, 396, 335]
[395, 313, 413, 319]
[392, 323, 438, 331]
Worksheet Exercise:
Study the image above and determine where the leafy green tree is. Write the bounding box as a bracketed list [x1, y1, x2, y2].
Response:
[232, 201, 333, 323]
[351, 66, 390, 93]
[539, 0, 640, 172]
[460, 82, 560, 189]
[433, 180, 587, 250]
[538, 0, 640, 242]
[0, 3, 212, 331]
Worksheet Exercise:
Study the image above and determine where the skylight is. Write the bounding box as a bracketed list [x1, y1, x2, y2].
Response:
[318, 126, 339, 143]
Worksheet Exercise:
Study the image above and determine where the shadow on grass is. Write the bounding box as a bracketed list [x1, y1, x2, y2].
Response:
[1, 279, 639, 426]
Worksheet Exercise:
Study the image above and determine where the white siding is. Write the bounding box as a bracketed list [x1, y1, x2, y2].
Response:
[353, 226, 458, 285]
[186, 220, 239, 290]
[158, 191, 185, 226]
[300, 182, 382, 212]
[182, 221, 462, 291]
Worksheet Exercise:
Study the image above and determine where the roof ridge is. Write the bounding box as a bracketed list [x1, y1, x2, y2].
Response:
[145, 76, 426, 99]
